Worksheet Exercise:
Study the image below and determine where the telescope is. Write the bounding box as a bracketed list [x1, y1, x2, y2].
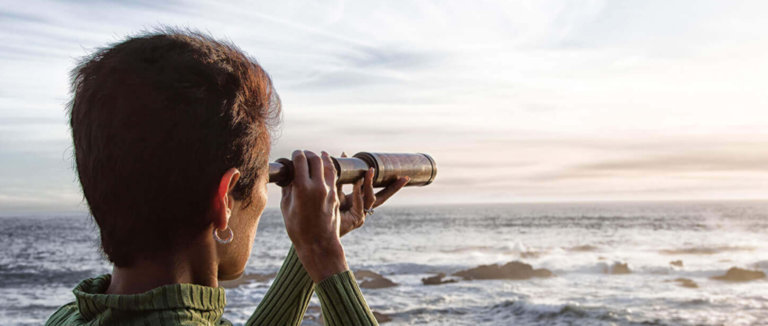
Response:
[269, 152, 437, 188]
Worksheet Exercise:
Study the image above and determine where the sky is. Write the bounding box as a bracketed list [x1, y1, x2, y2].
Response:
[1, 0, 767, 212]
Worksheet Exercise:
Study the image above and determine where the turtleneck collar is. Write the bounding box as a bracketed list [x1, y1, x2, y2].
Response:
[72, 274, 226, 322]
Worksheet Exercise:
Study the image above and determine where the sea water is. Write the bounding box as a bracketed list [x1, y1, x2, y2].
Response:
[1, 201, 767, 325]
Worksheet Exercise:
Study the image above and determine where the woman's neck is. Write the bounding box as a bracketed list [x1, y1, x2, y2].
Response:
[105, 242, 219, 294]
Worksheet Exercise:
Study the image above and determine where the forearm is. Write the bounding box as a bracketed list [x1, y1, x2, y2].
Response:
[293, 238, 348, 283]
[247, 246, 314, 326]
[315, 271, 379, 326]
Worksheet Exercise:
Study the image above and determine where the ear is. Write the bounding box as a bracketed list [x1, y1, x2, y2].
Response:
[213, 168, 241, 230]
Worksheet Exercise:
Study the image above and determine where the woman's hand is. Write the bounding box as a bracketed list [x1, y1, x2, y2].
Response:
[336, 152, 410, 237]
[280, 150, 347, 283]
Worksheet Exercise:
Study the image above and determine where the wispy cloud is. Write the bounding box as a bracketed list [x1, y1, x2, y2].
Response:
[1, 0, 768, 210]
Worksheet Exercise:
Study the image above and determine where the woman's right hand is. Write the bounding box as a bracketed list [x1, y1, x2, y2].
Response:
[280, 150, 348, 283]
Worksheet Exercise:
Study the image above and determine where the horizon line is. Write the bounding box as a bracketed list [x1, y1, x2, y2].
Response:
[1, 197, 766, 217]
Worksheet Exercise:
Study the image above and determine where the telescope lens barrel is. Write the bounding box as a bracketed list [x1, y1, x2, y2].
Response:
[268, 152, 437, 188]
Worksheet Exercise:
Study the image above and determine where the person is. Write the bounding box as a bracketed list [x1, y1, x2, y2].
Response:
[45, 29, 409, 326]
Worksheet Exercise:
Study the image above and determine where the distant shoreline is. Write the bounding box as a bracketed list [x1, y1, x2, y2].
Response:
[2, 198, 767, 217]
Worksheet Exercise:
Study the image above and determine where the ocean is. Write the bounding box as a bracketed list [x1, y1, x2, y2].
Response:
[2, 201, 767, 325]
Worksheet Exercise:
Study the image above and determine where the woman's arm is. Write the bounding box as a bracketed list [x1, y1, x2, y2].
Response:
[245, 246, 378, 326]
[315, 271, 378, 325]
[246, 246, 314, 326]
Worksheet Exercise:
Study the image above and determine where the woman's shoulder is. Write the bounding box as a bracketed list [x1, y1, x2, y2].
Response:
[44, 301, 79, 326]
[45, 274, 232, 325]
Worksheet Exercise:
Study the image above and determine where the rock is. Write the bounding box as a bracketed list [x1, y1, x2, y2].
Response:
[711, 267, 766, 282]
[372, 311, 392, 323]
[453, 261, 553, 280]
[421, 273, 459, 285]
[569, 245, 599, 252]
[355, 269, 384, 279]
[519, 251, 541, 258]
[660, 246, 754, 255]
[670, 278, 698, 288]
[354, 269, 398, 289]
[605, 262, 631, 274]
[360, 278, 398, 289]
[670, 260, 684, 267]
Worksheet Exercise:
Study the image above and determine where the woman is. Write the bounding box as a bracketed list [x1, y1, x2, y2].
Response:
[46, 30, 408, 325]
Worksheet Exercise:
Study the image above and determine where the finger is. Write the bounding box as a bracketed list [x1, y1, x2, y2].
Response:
[304, 150, 323, 181]
[373, 176, 410, 208]
[336, 153, 345, 201]
[351, 177, 364, 215]
[291, 150, 309, 186]
[337, 182, 345, 205]
[337, 152, 349, 204]
[363, 168, 376, 209]
[321, 151, 337, 193]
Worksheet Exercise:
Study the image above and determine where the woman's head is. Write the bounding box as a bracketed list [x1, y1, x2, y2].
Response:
[69, 29, 280, 272]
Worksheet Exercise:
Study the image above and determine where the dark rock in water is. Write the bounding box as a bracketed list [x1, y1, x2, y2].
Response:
[421, 273, 459, 285]
[519, 251, 542, 258]
[372, 311, 392, 323]
[569, 245, 599, 252]
[711, 267, 766, 282]
[605, 262, 631, 274]
[354, 269, 398, 289]
[660, 246, 755, 255]
[668, 278, 698, 288]
[355, 269, 383, 279]
[360, 278, 397, 289]
[670, 260, 684, 267]
[453, 261, 553, 280]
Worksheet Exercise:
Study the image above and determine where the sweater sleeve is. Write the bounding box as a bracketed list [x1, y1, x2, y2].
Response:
[315, 271, 379, 326]
[246, 245, 315, 326]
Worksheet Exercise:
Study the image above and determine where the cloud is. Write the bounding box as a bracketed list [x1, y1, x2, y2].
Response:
[2, 1, 768, 209]
[581, 153, 768, 173]
[529, 148, 768, 183]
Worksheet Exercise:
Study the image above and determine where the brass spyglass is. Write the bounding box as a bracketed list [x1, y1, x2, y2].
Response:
[268, 152, 437, 188]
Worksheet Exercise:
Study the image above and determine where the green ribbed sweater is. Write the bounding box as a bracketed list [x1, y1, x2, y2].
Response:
[45, 246, 379, 325]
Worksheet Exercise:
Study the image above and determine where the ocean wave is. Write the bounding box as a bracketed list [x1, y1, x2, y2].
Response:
[440, 242, 544, 258]
[0, 269, 99, 288]
[487, 300, 674, 326]
[659, 246, 756, 255]
[753, 260, 768, 269]
[364, 263, 455, 275]
[387, 299, 672, 326]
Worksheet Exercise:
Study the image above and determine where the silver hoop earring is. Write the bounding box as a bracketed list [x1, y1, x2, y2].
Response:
[213, 227, 234, 244]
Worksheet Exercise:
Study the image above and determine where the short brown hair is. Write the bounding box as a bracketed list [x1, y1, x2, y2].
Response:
[69, 29, 280, 267]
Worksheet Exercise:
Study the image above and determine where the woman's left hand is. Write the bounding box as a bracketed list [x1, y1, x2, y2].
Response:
[336, 152, 410, 237]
